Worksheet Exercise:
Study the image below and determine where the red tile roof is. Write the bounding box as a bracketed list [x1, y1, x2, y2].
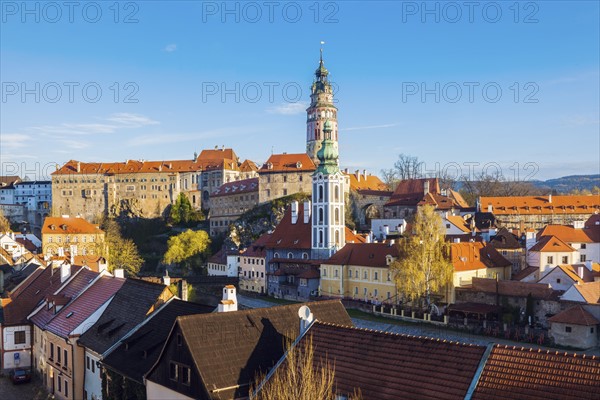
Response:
[197, 148, 238, 162]
[3, 266, 83, 325]
[346, 173, 389, 192]
[323, 243, 399, 268]
[472, 344, 600, 399]
[511, 265, 539, 281]
[548, 305, 600, 326]
[538, 224, 597, 243]
[480, 195, 600, 215]
[528, 235, 576, 252]
[303, 322, 487, 400]
[259, 153, 316, 173]
[211, 177, 258, 197]
[239, 159, 258, 173]
[266, 206, 312, 250]
[44, 275, 125, 337]
[469, 277, 559, 300]
[571, 281, 600, 304]
[242, 233, 272, 258]
[42, 216, 104, 235]
[451, 242, 512, 272]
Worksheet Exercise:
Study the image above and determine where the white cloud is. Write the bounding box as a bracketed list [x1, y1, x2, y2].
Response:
[29, 113, 160, 137]
[342, 123, 398, 132]
[164, 44, 177, 52]
[106, 113, 160, 127]
[266, 102, 308, 115]
[0, 133, 30, 148]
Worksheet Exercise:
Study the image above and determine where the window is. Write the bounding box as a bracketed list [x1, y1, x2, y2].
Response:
[58, 377, 62, 393]
[334, 269, 338, 278]
[580, 255, 587, 262]
[557, 279, 561, 284]
[50, 343, 54, 360]
[287, 252, 293, 259]
[322, 268, 327, 277]
[374, 272, 378, 281]
[64, 349, 68, 368]
[354, 287, 358, 295]
[446, 224, 451, 229]
[65, 380, 69, 397]
[170, 362, 178, 380]
[581, 243, 587, 249]
[87, 356, 90, 370]
[591, 327, 595, 334]
[547, 256, 553, 264]
[387, 273, 391, 282]
[355, 270, 358, 278]
[57, 345, 62, 364]
[182, 366, 191, 385]
[348, 269, 352, 278]
[92, 360, 95, 373]
[562, 256, 568, 264]
[363, 271, 367, 280]
[374, 289, 378, 297]
[565, 326, 572, 333]
[14, 330, 25, 344]
[177, 334, 182, 346]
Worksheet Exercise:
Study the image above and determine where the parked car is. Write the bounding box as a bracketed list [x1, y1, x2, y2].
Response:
[9, 368, 31, 384]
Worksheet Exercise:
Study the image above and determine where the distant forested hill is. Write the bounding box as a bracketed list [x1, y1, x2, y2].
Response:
[532, 174, 600, 193]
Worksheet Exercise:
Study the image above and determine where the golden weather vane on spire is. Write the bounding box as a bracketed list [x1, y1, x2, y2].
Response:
[320, 41, 325, 61]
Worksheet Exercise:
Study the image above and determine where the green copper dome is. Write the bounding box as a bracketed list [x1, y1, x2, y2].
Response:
[316, 121, 339, 175]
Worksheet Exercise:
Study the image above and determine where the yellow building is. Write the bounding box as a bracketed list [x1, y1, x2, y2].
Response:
[320, 243, 400, 304]
[41, 216, 105, 258]
[448, 241, 512, 303]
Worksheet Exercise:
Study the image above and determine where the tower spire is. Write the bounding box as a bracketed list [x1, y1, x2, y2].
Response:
[320, 41, 324, 63]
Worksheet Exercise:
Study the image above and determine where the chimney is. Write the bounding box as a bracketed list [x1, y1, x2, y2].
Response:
[163, 270, 171, 286]
[303, 200, 311, 224]
[60, 263, 71, 283]
[577, 265, 585, 279]
[355, 170, 360, 182]
[344, 168, 349, 174]
[58, 247, 65, 257]
[487, 204, 493, 213]
[453, 238, 461, 243]
[548, 194, 552, 204]
[114, 269, 125, 278]
[363, 169, 368, 180]
[98, 258, 108, 273]
[388, 239, 395, 246]
[217, 285, 238, 312]
[424, 180, 430, 195]
[365, 234, 371, 243]
[291, 201, 299, 224]
[298, 305, 314, 336]
[77, 162, 81, 173]
[179, 280, 188, 301]
[573, 220, 585, 229]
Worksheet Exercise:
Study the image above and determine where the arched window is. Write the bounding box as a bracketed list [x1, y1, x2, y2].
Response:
[274, 252, 279, 259]
[302, 252, 309, 260]
[319, 230, 324, 246]
[334, 208, 340, 224]
[318, 207, 324, 224]
[334, 185, 340, 201]
[318, 185, 324, 202]
[287, 252, 293, 259]
[335, 230, 340, 246]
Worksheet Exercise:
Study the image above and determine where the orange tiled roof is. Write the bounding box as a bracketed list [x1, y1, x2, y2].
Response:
[548, 305, 600, 326]
[323, 242, 399, 268]
[242, 233, 272, 258]
[470, 277, 559, 300]
[538, 224, 597, 243]
[345, 172, 389, 192]
[528, 235, 576, 253]
[572, 281, 600, 304]
[42, 217, 104, 235]
[451, 242, 512, 272]
[259, 153, 316, 173]
[197, 148, 238, 162]
[446, 215, 472, 233]
[472, 344, 600, 399]
[480, 195, 600, 215]
[239, 160, 258, 173]
[540, 264, 584, 285]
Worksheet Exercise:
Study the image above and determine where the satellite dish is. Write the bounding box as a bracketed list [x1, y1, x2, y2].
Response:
[298, 305, 311, 320]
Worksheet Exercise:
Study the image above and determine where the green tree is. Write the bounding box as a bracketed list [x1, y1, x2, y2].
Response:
[163, 229, 211, 274]
[390, 205, 453, 307]
[99, 218, 144, 276]
[169, 193, 203, 225]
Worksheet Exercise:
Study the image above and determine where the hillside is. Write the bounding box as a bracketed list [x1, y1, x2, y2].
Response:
[532, 174, 600, 193]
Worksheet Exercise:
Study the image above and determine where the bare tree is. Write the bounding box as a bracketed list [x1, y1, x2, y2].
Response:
[459, 171, 542, 206]
[394, 154, 424, 180]
[379, 168, 399, 191]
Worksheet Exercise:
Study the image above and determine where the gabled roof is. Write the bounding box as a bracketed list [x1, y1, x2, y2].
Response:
[242, 233, 272, 258]
[299, 322, 486, 400]
[511, 265, 539, 281]
[78, 279, 171, 355]
[44, 275, 125, 338]
[570, 281, 600, 304]
[3, 265, 83, 325]
[480, 195, 600, 215]
[345, 172, 389, 193]
[239, 159, 258, 173]
[537, 224, 596, 243]
[159, 300, 351, 399]
[469, 277, 559, 300]
[472, 344, 600, 399]
[259, 153, 316, 173]
[29, 268, 99, 328]
[197, 148, 238, 162]
[548, 305, 600, 326]
[489, 227, 522, 250]
[539, 264, 584, 285]
[266, 206, 312, 250]
[102, 299, 214, 383]
[528, 235, 576, 253]
[42, 216, 104, 235]
[211, 177, 258, 197]
[323, 243, 399, 268]
[208, 248, 227, 265]
[0, 175, 21, 187]
[446, 215, 472, 234]
[451, 242, 512, 272]
[385, 178, 440, 207]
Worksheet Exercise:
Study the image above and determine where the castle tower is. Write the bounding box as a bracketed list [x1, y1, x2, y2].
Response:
[306, 48, 338, 165]
[311, 120, 345, 259]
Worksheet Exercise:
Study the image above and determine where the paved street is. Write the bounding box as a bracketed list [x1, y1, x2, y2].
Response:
[0, 375, 43, 400]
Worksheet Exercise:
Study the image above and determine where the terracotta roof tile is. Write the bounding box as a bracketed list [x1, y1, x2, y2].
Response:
[42, 216, 103, 235]
[480, 195, 600, 215]
[473, 344, 600, 399]
[538, 224, 597, 243]
[301, 322, 487, 400]
[469, 277, 559, 300]
[572, 281, 600, 304]
[242, 233, 272, 258]
[451, 242, 512, 272]
[511, 266, 539, 281]
[345, 172, 389, 192]
[323, 243, 399, 268]
[259, 153, 316, 173]
[211, 177, 258, 197]
[528, 235, 576, 252]
[548, 305, 600, 326]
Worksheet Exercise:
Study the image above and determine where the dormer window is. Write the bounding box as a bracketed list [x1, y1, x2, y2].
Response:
[296, 161, 302, 168]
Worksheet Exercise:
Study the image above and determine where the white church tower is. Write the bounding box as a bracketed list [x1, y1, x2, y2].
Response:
[311, 119, 345, 259]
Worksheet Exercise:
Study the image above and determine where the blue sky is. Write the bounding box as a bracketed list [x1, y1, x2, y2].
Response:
[1, 1, 599, 181]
